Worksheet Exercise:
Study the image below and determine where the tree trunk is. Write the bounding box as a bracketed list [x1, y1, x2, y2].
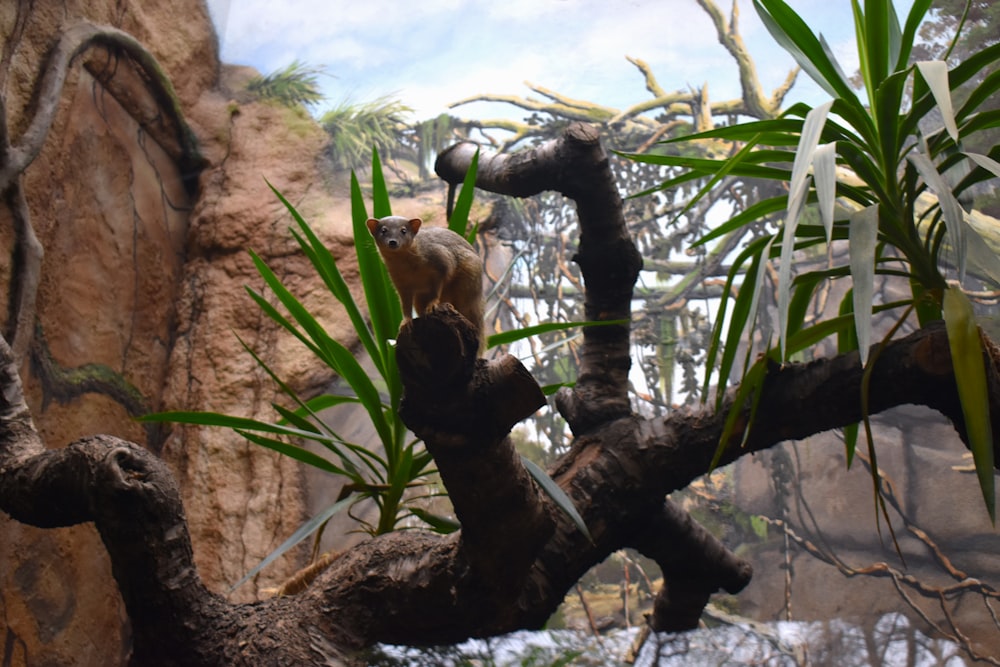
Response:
[2, 124, 999, 665]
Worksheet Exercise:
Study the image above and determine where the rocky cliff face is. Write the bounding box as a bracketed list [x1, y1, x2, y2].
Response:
[0, 2, 361, 664]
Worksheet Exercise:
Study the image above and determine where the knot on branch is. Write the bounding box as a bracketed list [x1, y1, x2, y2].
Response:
[396, 307, 545, 445]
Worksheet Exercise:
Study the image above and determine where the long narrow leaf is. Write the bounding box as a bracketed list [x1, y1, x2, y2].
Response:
[487, 318, 628, 348]
[895, 0, 933, 71]
[449, 148, 480, 238]
[287, 220, 385, 378]
[408, 507, 461, 534]
[244, 286, 324, 362]
[753, 0, 857, 102]
[521, 456, 592, 542]
[779, 102, 832, 359]
[267, 181, 380, 373]
[231, 496, 355, 591]
[909, 152, 967, 282]
[943, 287, 995, 523]
[849, 205, 878, 366]
[351, 171, 403, 358]
[778, 187, 809, 361]
[813, 143, 838, 242]
[712, 351, 770, 470]
[693, 195, 788, 247]
[915, 61, 959, 143]
[712, 236, 775, 408]
[370, 148, 391, 219]
[237, 430, 355, 477]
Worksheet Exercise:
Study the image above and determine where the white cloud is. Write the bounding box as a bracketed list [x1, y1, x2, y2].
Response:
[207, 0, 887, 123]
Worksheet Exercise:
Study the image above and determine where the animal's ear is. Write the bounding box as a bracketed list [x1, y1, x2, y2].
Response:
[366, 218, 379, 235]
[409, 218, 422, 233]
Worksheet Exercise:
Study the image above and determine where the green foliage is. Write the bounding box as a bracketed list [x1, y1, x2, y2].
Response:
[142, 148, 600, 585]
[626, 0, 1000, 521]
[142, 150, 443, 587]
[320, 96, 412, 171]
[246, 60, 326, 109]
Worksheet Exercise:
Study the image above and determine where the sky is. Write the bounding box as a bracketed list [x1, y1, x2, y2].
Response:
[203, 0, 911, 125]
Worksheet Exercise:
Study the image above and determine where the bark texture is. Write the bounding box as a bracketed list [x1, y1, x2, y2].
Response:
[3, 124, 1000, 665]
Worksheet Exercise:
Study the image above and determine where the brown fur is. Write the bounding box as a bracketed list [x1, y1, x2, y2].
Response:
[366, 216, 484, 350]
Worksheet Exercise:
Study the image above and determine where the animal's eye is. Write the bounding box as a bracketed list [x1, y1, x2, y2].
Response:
[400, 228, 407, 235]
[379, 226, 387, 234]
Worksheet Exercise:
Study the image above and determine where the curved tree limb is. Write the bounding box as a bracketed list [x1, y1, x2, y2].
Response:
[3, 105, 1000, 663]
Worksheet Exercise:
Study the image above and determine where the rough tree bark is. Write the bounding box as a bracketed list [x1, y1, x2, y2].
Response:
[2, 124, 999, 666]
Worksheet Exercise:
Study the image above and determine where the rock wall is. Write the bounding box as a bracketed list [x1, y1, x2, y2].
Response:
[0, 2, 362, 664]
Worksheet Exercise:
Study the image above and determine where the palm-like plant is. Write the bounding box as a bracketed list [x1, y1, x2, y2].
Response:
[320, 96, 413, 171]
[246, 60, 326, 109]
[626, 0, 1000, 520]
[143, 148, 594, 587]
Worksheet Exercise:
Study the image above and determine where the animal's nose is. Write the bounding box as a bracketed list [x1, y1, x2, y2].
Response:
[387, 239, 399, 248]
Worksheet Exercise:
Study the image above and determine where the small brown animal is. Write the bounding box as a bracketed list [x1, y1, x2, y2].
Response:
[366, 216, 484, 348]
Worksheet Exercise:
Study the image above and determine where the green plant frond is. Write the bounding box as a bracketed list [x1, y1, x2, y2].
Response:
[955, 108, 1000, 141]
[449, 148, 480, 237]
[654, 116, 806, 144]
[895, 0, 933, 71]
[540, 381, 575, 396]
[693, 196, 788, 248]
[407, 507, 461, 534]
[956, 69, 1000, 125]
[245, 60, 326, 109]
[244, 285, 324, 362]
[625, 151, 793, 201]
[813, 143, 838, 240]
[786, 270, 829, 337]
[711, 346, 773, 471]
[521, 457, 592, 542]
[943, 287, 995, 524]
[849, 205, 878, 366]
[664, 135, 769, 223]
[946, 40, 1000, 95]
[250, 255, 396, 451]
[789, 299, 913, 362]
[295, 394, 364, 414]
[624, 150, 792, 178]
[915, 62, 960, 144]
[237, 430, 357, 478]
[705, 235, 777, 408]
[830, 142, 886, 204]
[908, 153, 967, 282]
[249, 251, 343, 361]
[370, 148, 392, 219]
[278, 204, 387, 379]
[231, 496, 355, 591]
[873, 68, 912, 166]
[350, 172, 402, 358]
[486, 318, 628, 348]
[753, 0, 858, 102]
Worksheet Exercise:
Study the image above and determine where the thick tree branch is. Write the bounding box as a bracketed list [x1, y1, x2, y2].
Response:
[396, 305, 551, 575]
[438, 124, 642, 434]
